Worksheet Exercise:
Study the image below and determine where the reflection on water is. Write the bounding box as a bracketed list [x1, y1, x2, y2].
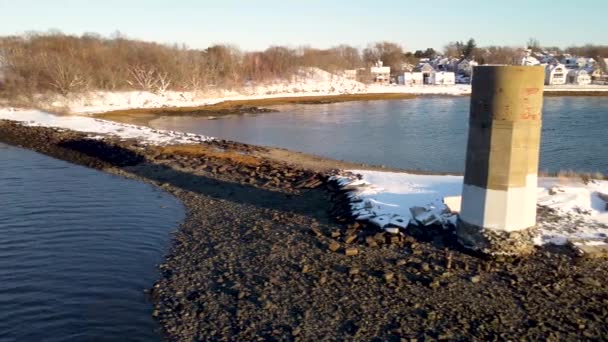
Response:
[151, 96, 608, 173]
[0, 143, 184, 341]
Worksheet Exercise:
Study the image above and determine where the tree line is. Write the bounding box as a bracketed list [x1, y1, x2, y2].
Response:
[0, 32, 605, 97]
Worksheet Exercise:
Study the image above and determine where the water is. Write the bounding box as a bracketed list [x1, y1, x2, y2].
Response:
[0, 143, 184, 341]
[152, 96, 608, 174]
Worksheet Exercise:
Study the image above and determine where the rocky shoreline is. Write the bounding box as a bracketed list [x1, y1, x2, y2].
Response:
[1, 120, 607, 340]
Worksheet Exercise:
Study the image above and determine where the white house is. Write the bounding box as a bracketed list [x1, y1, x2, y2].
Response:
[567, 69, 591, 85]
[413, 63, 435, 84]
[370, 61, 390, 84]
[545, 63, 567, 85]
[400, 72, 424, 85]
[429, 71, 456, 85]
[457, 59, 478, 76]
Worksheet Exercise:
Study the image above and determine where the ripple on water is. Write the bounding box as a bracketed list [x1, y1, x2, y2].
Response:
[0, 143, 185, 341]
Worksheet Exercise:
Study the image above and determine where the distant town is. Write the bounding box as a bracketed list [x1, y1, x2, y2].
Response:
[348, 49, 608, 86]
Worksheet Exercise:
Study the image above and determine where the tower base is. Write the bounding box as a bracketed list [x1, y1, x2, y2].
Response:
[457, 219, 537, 255]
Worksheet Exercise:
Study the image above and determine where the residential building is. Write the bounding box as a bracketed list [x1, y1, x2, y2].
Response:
[545, 63, 567, 85]
[429, 71, 456, 85]
[370, 61, 390, 84]
[399, 72, 424, 85]
[567, 69, 591, 85]
[457, 59, 478, 77]
[413, 63, 435, 84]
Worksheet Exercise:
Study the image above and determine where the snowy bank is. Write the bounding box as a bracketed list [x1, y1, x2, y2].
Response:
[0, 108, 212, 145]
[334, 170, 608, 249]
[31, 67, 608, 115]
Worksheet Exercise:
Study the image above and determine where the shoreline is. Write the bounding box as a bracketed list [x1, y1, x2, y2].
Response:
[1, 119, 608, 339]
[91, 89, 608, 127]
[93, 93, 418, 126]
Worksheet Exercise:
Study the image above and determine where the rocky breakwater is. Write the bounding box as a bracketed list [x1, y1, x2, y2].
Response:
[1, 119, 608, 341]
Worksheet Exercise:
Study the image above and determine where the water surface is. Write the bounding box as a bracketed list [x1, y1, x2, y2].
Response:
[0, 143, 184, 341]
[152, 96, 608, 173]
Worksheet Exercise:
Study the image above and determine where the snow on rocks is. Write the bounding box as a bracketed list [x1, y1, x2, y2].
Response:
[0, 108, 212, 145]
[333, 170, 608, 252]
[331, 170, 462, 232]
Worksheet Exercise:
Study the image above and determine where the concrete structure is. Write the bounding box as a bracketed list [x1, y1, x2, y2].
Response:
[567, 69, 591, 85]
[429, 71, 455, 85]
[458, 65, 545, 255]
[545, 63, 567, 85]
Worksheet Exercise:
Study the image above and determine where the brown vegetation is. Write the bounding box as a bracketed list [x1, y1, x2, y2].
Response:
[1, 32, 606, 101]
[96, 93, 417, 123]
[156, 144, 262, 167]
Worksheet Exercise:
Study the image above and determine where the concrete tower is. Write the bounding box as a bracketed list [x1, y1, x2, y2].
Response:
[457, 65, 545, 254]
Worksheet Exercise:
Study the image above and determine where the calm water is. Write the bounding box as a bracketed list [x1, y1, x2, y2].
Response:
[0, 143, 184, 341]
[152, 96, 608, 173]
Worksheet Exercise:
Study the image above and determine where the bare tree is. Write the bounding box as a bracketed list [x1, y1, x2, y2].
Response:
[127, 65, 158, 91]
[44, 54, 89, 95]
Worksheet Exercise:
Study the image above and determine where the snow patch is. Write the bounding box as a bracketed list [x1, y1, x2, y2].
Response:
[334, 170, 608, 248]
[0, 109, 212, 145]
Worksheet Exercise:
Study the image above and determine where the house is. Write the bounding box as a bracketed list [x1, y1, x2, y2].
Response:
[567, 69, 591, 85]
[399, 72, 424, 85]
[413, 63, 435, 84]
[521, 49, 540, 66]
[429, 71, 455, 85]
[457, 59, 478, 77]
[545, 63, 567, 85]
[370, 61, 390, 84]
[433, 57, 455, 72]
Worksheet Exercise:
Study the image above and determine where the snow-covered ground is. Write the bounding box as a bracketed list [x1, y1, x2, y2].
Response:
[0, 108, 212, 145]
[37, 67, 607, 115]
[334, 170, 608, 249]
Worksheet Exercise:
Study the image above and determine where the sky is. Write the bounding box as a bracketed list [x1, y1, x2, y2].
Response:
[0, 0, 606, 52]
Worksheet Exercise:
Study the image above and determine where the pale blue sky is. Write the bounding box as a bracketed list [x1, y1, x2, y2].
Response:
[0, 0, 606, 51]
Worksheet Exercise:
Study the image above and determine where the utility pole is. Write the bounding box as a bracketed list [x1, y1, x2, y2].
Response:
[457, 65, 545, 255]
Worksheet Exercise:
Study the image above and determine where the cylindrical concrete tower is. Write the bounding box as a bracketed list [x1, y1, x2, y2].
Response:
[457, 65, 545, 255]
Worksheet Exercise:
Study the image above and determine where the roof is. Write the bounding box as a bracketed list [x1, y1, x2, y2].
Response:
[413, 63, 434, 72]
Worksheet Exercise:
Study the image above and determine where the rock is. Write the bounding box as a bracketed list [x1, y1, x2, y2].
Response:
[444, 196, 462, 214]
[328, 242, 341, 252]
[578, 277, 601, 287]
[470, 275, 481, 283]
[301, 264, 310, 273]
[331, 230, 341, 238]
[365, 236, 378, 247]
[349, 267, 360, 276]
[409, 206, 441, 226]
[344, 234, 357, 244]
[344, 248, 359, 256]
[384, 271, 394, 282]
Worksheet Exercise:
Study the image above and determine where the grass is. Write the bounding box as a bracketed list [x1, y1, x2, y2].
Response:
[543, 90, 608, 97]
[540, 169, 607, 183]
[95, 93, 416, 119]
[156, 144, 262, 167]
